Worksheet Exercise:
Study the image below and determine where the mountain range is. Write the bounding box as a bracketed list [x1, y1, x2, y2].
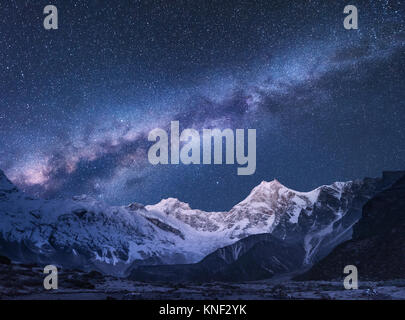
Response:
[1, 168, 404, 279]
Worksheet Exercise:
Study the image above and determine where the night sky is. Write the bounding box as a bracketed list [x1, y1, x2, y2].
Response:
[0, 0, 404, 211]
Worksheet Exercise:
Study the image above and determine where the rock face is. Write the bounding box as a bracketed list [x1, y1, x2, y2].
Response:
[295, 173, 405, 281]
[146, 176, 396, 266]
[129, 233, 305, 282]
[0, 167, 403, 277]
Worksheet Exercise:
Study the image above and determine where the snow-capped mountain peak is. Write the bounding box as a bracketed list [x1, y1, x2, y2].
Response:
[146, 197, 192, 214]
[1, 167, 394, 275]
[224, 180, 321, 236]
[239, 179, 295, 204]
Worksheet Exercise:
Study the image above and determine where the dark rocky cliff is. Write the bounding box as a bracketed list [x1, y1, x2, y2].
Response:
[295, 172, 405, 281]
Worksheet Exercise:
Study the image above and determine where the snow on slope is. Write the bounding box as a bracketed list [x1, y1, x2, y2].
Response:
[146, 179, 322, 240]
[145, 178, 378, 266]
[144, 179, 357, 265]
[0, 170, 208, 272]
[0, 168, 373, 274]
[222, 179, 321, 239]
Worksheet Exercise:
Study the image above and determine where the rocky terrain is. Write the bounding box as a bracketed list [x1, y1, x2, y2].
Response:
[296, 174, 405, 281]
[1, 256, 405, 300]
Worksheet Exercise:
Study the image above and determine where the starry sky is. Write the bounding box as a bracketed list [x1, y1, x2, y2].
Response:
[0, 0, 404, 211]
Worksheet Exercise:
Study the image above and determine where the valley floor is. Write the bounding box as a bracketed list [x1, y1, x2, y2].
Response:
[1, 262, 405, 300]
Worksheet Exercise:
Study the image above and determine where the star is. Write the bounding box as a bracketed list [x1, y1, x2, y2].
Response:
[0, 1, 403, 211]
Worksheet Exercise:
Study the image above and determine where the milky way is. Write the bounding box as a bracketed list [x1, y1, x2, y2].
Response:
[0, 0, 404, 210]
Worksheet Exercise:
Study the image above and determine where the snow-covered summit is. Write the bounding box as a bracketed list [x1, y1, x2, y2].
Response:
[219, 180, 323, 239]
[233, 179, 320, 212]
[147, 197, 193, 214]
[0, 168, 385, 274]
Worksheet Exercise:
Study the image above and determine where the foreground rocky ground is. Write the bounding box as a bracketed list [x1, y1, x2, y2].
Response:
[1, 259, 405, 300]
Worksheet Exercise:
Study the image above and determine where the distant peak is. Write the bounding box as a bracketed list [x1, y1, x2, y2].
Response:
[127, 202, 145, 211]
[256, 179, 285, 189]
[151, 197, 192, 211]
[236, 179, 289, 204]
[161, 197, 186, 204]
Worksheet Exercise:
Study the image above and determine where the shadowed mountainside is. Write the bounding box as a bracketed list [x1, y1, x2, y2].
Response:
[296, 173, 405, 281]
[129, 233, 305, 282]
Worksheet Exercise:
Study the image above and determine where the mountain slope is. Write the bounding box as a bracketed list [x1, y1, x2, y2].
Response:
[147, 174, 400, 265]
[295, 173, 405, 281]
[0, 170, 214, 274]
[129, 233, 305, 282]
[1, 168, 402, 276]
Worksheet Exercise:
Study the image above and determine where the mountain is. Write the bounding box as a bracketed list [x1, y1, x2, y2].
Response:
[146, 174, 399, 265]
[129, 233, 305, 282]
[130, 173, 405, 282]
[0, 170, 213, 274]
[0, 168, 403, 276]
[295, 172, 405, 281]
